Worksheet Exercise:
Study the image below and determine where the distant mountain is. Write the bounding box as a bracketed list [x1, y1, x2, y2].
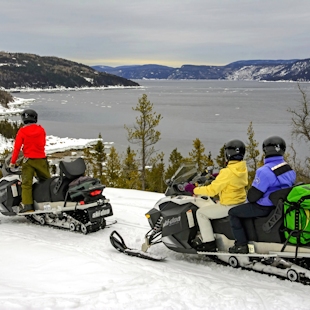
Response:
[0, 52, 139, 89]
[92, 64, 175, 80]
[92, 59, 310, 81]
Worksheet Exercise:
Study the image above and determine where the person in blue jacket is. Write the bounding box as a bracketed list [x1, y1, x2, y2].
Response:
[228, 136, 296, 254]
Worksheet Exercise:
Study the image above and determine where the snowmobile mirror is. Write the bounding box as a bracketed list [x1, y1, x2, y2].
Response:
[165, 179, 172, 186]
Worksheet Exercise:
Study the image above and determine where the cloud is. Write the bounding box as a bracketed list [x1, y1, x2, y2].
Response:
[1, 0, 310, 67]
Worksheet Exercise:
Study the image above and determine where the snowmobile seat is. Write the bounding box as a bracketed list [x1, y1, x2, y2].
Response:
[50, 177, 72, 201]
[252, 187, 293, 243]
[33, 178, 54, 202]
[59, 157, 86, 180]
[269, 187, 293, 207]
[33, 176, 72, 202]
[212, 216, 259, 242]
[212, 216, 235, 240]
[254, 214, 285, 243]
[53, 158, 86, 196]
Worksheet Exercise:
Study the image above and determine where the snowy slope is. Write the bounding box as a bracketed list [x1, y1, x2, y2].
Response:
[1, 187, 310, 310]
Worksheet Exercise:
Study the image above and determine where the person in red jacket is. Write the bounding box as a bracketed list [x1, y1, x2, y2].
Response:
[10, 109, 50, 213]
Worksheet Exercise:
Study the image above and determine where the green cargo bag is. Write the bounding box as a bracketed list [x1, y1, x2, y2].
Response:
[283, 184, 310, 245]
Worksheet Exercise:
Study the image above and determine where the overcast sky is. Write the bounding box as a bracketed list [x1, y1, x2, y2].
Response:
[1, 0, 310, 68]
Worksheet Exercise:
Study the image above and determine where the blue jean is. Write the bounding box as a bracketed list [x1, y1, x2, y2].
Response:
[228, 202, 273, 246]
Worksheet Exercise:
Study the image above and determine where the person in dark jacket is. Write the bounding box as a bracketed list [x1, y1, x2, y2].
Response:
[228, 136, 296, 254]
[10, 109, 50, 213]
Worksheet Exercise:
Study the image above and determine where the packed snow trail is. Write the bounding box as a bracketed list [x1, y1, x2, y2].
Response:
[1, 188, 310, 310]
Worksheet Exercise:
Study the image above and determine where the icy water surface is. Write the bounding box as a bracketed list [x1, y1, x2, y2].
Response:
[12, 80, 309, 159]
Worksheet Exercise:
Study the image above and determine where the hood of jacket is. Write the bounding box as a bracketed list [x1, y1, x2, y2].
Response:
[227, 160, 248, 187]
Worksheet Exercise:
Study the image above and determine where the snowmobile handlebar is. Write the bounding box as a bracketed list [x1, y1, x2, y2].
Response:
[6, 166, 22, 175]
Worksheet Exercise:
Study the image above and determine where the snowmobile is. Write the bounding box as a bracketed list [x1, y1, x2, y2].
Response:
[110, 163, 310, 284]
[0, 156, 113, 234]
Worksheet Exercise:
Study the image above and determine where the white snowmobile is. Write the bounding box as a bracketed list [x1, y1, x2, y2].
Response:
[110, 163, 310, 284]
[0, 156, 114, 234]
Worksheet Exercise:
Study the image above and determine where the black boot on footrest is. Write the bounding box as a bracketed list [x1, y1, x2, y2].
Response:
[196, 240, 217, 252]
[19, 204, 34, 213]
[229, 244, 249, 254]
[191, 236, 203, 248]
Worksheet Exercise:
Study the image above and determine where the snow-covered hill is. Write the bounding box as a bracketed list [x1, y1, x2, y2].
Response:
[93, 58, 310, 81]
[1, 187, 310, 310]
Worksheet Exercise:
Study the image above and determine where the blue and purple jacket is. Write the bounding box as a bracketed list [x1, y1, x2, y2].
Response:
[251, 156, 296, 206]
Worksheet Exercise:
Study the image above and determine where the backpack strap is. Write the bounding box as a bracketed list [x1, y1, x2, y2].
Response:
[298, 194, 310, 204]
[270, 162, 292, 176]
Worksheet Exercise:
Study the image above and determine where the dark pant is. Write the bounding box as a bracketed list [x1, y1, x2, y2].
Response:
[228, 202, 273, 246]
[22, 158, 51, 205]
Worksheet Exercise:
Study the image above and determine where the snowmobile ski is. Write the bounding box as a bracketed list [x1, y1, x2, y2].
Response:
[110, 230, 165, 261]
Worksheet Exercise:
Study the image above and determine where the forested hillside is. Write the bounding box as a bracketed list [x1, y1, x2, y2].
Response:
[0, 52, 139, 89]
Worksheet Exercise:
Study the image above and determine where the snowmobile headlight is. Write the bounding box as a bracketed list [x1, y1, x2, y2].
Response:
[146, 214, 150, 219]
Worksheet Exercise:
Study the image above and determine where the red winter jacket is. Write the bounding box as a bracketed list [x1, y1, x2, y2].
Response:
[11, 124, 47, 164]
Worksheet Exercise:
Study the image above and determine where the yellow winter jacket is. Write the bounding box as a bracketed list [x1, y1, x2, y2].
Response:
[193, 160, 248, 205]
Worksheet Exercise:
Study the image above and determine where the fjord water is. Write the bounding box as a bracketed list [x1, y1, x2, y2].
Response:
[14, 80, 309, 160]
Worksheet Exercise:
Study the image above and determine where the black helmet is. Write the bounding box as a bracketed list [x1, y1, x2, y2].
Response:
[21, 109, 38, 124]
[224, 139, 246, 161]
[263, 136, 286, 157]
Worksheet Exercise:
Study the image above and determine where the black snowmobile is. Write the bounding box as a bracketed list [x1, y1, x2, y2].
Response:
[0, 156, 113, 234]
[110, 163, 310, 283]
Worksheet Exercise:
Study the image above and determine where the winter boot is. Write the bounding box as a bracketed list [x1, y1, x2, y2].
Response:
[228, 244, 249, 254]
[196, 240, 217, 252]
[191, 236, 203, 248]
[19, 204, 34, 213]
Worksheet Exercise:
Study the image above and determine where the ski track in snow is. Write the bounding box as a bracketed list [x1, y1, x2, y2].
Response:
[1, 188, 310, 310]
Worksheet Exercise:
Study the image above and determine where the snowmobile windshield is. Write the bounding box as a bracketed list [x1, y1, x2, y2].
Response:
[171, 163, 197, 184]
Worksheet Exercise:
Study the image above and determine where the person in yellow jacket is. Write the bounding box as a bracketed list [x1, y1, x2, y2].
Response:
[185, 139, 248, 252]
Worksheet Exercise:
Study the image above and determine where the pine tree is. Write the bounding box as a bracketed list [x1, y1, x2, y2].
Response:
[119, 146, 140, 189]
[124, 94, 163, 190]
[93, 134, 107, 184]
[245, 121, 261, 186]
[83, 134, 107, 183]
[82, 147, 94, 176]
[215, 144, 226, 169]
[145, 152, 165, 192]
[165, 148, 184, 181]
[188, 138, 212, 171]
[105, 146, 121, 187]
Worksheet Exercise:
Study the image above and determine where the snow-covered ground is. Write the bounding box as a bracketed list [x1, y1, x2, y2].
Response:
[1, 188, 310, 310]
[0, 132, 106, 156]
[0, 96, 34, 115]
